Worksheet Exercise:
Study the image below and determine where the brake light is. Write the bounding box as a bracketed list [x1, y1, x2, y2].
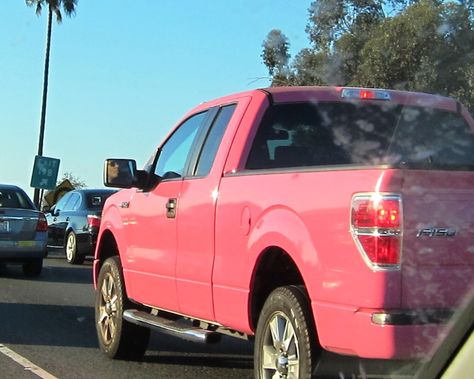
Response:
[360, 90, 375, 99]
[341, 88, 391, 100]
[87, 215, 101, 228]
[351, 194, 402, 268]
[352, 198, 400, 228]
[36, 213, 48, 232]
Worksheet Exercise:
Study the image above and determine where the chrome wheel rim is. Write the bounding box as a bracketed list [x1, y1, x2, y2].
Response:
[66, 233, 76, 261]
[97, 272, 118, 345]
[261, 311, 300, 379]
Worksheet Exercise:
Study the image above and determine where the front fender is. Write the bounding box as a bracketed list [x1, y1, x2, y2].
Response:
[93, 190, 132, 288]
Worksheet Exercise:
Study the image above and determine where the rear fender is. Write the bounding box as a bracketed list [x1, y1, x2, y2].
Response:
[247, 206, 320, 305]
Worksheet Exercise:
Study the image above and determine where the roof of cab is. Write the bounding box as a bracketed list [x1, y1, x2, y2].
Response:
[195, 86, 459, 113]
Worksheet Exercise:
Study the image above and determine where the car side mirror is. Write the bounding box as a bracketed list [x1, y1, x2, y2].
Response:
[104, 159, 138, 189]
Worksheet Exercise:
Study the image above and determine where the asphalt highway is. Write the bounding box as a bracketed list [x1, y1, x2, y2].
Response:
[0, 253, 420, 379]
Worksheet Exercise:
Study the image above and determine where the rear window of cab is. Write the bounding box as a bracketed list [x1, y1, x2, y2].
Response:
[246, 101, 474, 171]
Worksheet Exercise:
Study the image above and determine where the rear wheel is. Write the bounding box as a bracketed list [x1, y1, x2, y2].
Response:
[95, 256, 150, 360]
[22, 259, 43, 277]
[65, 231, 84, 265]
[254, 286, 319, 379]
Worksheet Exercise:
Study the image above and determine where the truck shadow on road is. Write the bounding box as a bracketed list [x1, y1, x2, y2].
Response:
[144, 332, 254, 370]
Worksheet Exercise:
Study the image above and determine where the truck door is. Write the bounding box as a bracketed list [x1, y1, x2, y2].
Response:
[126, 110, 213, 312]
[176, 104, 237, 321]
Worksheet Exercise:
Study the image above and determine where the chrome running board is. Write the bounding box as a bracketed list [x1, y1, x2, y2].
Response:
[123, 309, 221, 344]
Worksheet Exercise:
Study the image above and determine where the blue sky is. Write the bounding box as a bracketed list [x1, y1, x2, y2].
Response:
[0, 1, 309, 196]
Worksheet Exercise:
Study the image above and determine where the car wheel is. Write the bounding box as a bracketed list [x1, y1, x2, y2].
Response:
[254, 286, 319, 379]
[95, 256, 150, 360]
[22, 259, 43, 277]
[65, 231, 84, 265]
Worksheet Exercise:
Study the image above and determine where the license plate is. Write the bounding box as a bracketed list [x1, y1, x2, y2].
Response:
[0, 220, 9, 233]
[18, 241, 35, 247]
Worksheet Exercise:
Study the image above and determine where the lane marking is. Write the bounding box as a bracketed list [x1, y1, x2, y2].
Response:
[0, 344, 59, 379]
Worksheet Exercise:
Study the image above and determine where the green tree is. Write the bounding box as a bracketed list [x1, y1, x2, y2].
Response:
[261, 29, 291, 84]
[57, 172, 87, 189]
[291, 49, 327, 85]
[306, 0, 387, 52]
[262, 0, 391, 86]
[355, 0, 474, 110]
[26, 0, 78, 206]
[355, 1, 442, 89]
[261, 0, 474, 111]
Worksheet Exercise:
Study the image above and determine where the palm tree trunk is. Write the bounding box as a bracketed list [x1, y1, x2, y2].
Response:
[34, 5, 53, 208]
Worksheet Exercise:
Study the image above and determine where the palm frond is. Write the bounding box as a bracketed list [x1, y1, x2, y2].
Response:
[27, 0, 77, 23]
[54, 8, 63, 23]
[25, 0, 44, 16]
[62, 0, 78, 16]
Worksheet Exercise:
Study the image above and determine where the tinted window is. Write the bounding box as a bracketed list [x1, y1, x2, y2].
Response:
[246, 102, 474, 170]
[0, 189, 33, 209]
[54, 192, 71, 211]
[155, 111, 208, 179]
[63, 193, 81, 211]
[86, 192, 116, 210]
[195, 105, 236, 176]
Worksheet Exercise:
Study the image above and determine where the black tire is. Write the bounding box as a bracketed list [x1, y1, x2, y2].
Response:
[23, 259, 43, 277]
[95, 256, 150, 360]
[65, 231, 84, 265]
[254, 286, 319, 379]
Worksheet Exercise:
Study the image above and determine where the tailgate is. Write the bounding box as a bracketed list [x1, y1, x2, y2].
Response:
[401, 171, 474, 309]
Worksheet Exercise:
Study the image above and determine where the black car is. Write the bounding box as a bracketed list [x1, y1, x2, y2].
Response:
[46, 189, 117, 264]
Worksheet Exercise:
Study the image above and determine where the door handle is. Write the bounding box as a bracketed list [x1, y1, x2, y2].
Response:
[166, 198, 177, 219]
[66, 217, 70, 222]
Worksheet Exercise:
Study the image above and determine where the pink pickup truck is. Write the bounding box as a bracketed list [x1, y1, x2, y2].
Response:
[93, 86, 474, 378]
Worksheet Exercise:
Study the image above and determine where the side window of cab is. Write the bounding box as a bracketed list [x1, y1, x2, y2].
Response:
[154, 111, 209, 179]
[194, 104, 236, 177]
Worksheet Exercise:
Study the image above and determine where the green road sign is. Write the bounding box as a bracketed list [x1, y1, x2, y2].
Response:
[30, 155, 60, 190]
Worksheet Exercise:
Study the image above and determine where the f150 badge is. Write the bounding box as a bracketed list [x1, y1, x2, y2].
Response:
[417, 227, 457, 237]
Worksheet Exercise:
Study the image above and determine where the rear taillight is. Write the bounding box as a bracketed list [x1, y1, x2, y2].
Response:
[87, 215, 101, 228]
[351, 194, 402, 268]
[36, 213, 48, 232]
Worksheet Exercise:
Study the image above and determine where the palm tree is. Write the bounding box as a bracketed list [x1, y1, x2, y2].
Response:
[26, 0, 78, 207]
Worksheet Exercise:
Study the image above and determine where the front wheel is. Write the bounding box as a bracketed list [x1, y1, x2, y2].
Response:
[95, 256, 150, 360]
[254, 286, 319, 379]
[65, 231, 84, 265]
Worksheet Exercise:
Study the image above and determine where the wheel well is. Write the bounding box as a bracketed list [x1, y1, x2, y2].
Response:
[96, 230, 119, 272]
[250, 247, 305, 330]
